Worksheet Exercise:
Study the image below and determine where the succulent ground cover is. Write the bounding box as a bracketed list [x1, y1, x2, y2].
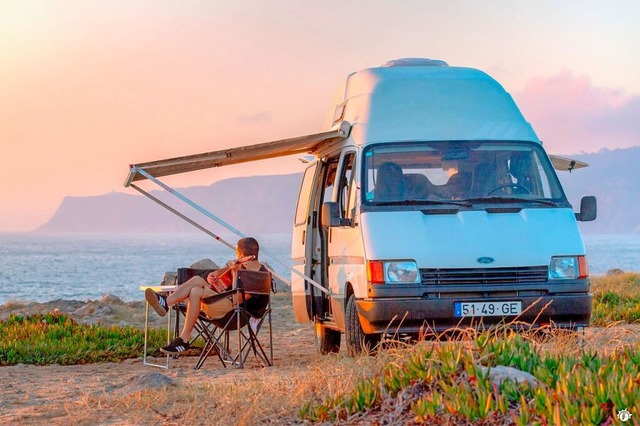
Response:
[0, 310, 166, 365]
[300, 328, 640, 425]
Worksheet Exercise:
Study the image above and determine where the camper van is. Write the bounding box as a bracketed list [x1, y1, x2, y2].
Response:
[290, 59, 596, 355]
[125, 58, 596, 357]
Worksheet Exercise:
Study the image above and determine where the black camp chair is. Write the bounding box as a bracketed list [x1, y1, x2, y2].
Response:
[191, 268, 274, 370]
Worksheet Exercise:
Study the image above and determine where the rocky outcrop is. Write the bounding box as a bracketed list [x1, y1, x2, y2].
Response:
[35, 173, 301, 234]
[0, 294, 163, 328]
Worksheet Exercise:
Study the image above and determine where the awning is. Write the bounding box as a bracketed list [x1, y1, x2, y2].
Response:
[548, 154, 589, 172]
[124, 121, 351, 187]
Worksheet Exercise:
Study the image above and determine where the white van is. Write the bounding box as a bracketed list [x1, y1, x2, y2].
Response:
[290, 59, 596, 355]
[124, 58, 596, 357]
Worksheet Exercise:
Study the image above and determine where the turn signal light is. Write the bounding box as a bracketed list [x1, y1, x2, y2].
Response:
[367, 261, 385, 284]
[578, 256, 589, 279]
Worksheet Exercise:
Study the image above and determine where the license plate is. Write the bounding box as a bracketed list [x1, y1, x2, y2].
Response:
[454, 301, 522, 317]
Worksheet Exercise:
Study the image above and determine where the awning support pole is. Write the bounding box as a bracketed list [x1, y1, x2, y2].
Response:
[131, 183, 293, 287]
[132, 167, 329, 295]
[130, 184, 235, 251]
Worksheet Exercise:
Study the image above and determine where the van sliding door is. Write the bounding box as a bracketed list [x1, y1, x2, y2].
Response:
[291, 163, 318, 323]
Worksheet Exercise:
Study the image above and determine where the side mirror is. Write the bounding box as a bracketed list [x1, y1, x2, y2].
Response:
[321, 202, 352, 227]
[321, 202, 341, 228]
[575, 196, 597, 222]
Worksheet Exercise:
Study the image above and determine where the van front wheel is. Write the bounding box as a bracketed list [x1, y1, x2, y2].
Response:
[345, 295, 380, 356]
[314, 320, 341, 354]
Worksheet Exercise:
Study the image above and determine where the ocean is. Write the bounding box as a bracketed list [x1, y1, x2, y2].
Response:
[0, 233, 638, 305]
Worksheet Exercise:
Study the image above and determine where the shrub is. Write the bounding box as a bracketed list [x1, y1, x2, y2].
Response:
[0, 311, 166, 366]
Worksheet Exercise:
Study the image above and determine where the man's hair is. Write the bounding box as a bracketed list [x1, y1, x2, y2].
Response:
[237, 237, 260, 259]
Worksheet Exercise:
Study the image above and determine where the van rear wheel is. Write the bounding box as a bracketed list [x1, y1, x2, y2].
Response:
[314, 320, 341, 354]
[345, 294, 381, 356]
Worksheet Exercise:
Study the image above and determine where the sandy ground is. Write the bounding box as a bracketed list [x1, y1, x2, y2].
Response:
[1, 294, 639, 425]
[0, 293, 324, 425]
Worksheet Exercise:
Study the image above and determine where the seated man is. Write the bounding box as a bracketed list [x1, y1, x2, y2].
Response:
[442, 172, 471, 199]
[145, 237, 266, 355]
[374, 161, 405, 201]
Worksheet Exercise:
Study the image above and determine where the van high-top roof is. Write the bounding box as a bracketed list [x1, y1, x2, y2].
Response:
[327, 58, 540, 145]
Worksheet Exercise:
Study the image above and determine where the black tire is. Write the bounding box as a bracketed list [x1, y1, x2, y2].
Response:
[345, 294, 381, 356]
[314, 320, 341, 355]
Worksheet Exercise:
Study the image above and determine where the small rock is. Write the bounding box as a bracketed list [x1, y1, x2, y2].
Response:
[478, 365, 540, 388]
[73, 304, 96, 316]
[161, 271, 177, 286]
[116, 372, 176, 394]
[95, 305, 113, 315]
[190, 258, 218, 270]
[100, 294, 123, 304]
[606, 268, 625, 276]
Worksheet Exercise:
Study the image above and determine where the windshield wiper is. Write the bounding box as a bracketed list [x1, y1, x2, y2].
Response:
[463, 197, 558, 207]
[374, 199, 472, 208]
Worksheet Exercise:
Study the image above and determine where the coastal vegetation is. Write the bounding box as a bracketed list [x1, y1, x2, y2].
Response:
[0, 310, 166, 366]
[300, 331, 640, 424]
[0, 273, 638, 423]
[592, 272, 640, 325]
[298, 272, 640, 424]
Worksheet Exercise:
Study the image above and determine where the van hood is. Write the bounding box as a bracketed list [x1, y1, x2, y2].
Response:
[360, 208, 585, 268]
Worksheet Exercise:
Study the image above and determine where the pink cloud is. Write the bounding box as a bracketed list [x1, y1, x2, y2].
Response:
[513, 71, 640, 154]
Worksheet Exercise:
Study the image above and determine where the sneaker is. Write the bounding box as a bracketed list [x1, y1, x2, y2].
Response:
[145, 288, 168, 317]
[249, 317, 261, 334]
[160, 337, 190, 355]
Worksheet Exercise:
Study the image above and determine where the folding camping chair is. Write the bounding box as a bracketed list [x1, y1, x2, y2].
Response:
[193, 268, 274, 370]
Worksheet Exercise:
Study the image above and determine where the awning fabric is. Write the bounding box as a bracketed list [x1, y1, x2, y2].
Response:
[124, 121, 351, 186]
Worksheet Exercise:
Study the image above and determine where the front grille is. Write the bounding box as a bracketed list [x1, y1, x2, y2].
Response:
[421, 266, 548, 285]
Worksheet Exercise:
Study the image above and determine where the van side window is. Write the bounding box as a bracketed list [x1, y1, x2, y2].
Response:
[294, 163, 317, 226]
[338, 153, 356, 219]
[321, 158, 340, 204]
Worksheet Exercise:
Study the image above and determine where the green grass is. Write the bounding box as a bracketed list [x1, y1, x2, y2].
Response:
[0, 311, 167, 366]
[591, 272, 640, 325]
[300, 331, 640, 424]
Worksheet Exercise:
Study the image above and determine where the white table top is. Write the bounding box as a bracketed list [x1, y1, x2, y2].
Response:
[139, 285, 178, 292]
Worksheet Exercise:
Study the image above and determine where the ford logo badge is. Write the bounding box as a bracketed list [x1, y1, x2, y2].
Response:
[476, 257, 495, 264]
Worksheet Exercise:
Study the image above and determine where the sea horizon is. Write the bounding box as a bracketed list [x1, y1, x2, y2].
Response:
[1, 232, 638, 306]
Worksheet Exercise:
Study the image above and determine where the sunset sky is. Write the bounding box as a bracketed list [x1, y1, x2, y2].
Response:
[1, 1, 639, 232]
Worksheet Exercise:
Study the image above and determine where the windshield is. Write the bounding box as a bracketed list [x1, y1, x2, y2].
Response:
[363, 141, 566, 205]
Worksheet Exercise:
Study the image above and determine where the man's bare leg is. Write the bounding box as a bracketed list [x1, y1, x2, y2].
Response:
[179, 285, 204, 342]
[167, 276, 207, 306]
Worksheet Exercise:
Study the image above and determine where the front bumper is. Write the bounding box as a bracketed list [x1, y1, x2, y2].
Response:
[355, 293, 592, 334]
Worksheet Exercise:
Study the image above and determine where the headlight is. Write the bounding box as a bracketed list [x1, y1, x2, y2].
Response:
[368, 260, 420, 284]
[385, 261, 420, 283]
[549, 256, 589, 280]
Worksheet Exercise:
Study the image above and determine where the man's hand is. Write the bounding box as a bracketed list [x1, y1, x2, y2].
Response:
[207, 272, 227, 293]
